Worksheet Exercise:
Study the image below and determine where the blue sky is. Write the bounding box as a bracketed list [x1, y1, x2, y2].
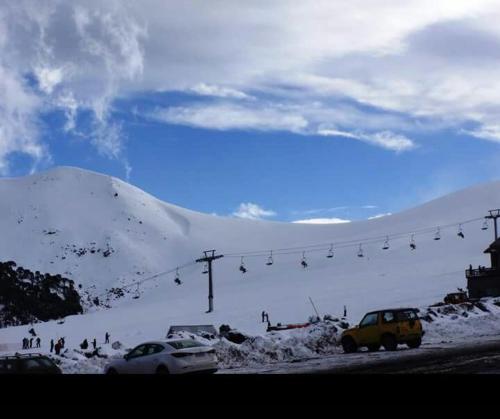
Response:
[2, 1, 500, 222]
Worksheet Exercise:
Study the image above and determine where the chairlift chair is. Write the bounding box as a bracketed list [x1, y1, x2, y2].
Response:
[457, 224, 465, 239]
[357, 244, 364, 258]
[239, 257, 247, 273]
[266, 251, 274, 266]
[174, 268, 182, 285]
[434, 227, 441, 241]
[327, 244, 334, 259]
[301, 252, 308, 268]
[482, 220, 489, 231]
[382, 236, 390, 250]
[410, 235, 416, 250]
[133, 284, 140, 299]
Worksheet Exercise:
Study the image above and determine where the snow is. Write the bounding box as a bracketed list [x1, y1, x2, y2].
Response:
[0, 166, 500, 373]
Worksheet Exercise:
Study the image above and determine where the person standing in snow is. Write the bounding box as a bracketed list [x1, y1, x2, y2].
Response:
[29, 338, 33, 349]
[36, 337, 41, 348]
[22, 338, 27, 350]
[92, 338, 97, 349]
[105, 332, 110, 344]
[60, 337, 65, 348]
[54, 341, 61, 355]
[80, 339, 88, 350]
[50, 339, 54, 353]
[261, 311, 266, 323]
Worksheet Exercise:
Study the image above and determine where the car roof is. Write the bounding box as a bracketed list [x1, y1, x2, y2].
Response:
[138, 338, 198, 346]
[0, 353, 48, 360]
[366, 308, 419, 314]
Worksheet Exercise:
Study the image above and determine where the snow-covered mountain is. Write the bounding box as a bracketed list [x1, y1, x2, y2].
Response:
[0, 166, 498, 349]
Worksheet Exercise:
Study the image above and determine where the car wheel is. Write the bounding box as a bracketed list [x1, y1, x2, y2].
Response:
[407, 338, 422, 349]
[341, 336, 358, 353]
[367, 344, 380, 352]
[106, 368, 118, 375]
[156, 365, 170, 375]
[381, 334, 397, 351]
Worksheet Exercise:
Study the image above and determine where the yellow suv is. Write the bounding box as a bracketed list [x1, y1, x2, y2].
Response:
[341, 308, 423, 353]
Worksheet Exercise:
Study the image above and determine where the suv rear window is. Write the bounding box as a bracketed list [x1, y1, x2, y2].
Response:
[382, 311, 395, 323]
[396, 310, 418, 321]
[167, 340, 204, 350]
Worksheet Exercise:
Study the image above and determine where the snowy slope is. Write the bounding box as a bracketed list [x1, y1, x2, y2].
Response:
[0, 166, 498, 354]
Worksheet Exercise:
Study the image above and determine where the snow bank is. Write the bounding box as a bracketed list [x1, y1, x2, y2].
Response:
[213, 321, 344, 368]
[52, 345, 128, 374]
[420, 297, 500, 344]
[165, 319, 347, 369]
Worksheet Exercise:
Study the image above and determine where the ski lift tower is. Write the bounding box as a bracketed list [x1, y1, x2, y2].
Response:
[485, 209, 500, 240]
[196, 250, 224, 313]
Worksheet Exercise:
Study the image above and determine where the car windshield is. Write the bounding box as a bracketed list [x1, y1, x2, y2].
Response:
[167, 340, 204, 350]
[359, 313, 378, 327]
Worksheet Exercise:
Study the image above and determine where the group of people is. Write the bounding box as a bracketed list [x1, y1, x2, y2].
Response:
[469, 264, 488, 273]
[51, 337, 65, 355]
[79, 332, 110, 350]
[22, 332, 111, 356]
[22, 337, 41, 349]
[80, 338, 97, 350]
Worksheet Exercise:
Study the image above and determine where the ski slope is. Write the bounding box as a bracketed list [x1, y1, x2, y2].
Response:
[0, 166, 498, 352]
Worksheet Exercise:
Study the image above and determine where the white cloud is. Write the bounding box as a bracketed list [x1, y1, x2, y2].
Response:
[189, 83, 251, 100]
[292, 218, 351, 225]
[233, 203, 276, 220]
[153, 103, 308, 133]
[35, 66, 64, 94]
[317, 128, 415, 152]
[2, 1, 500, 171]
[463, 124, 500, 143]
[368, 213, 392, 220]
[151, 101, 416, 152]
[0, 1, 145, 174]
[0, 64, 48, 174]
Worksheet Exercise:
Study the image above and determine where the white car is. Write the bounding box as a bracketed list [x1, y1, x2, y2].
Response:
[104, 339, 218, 374]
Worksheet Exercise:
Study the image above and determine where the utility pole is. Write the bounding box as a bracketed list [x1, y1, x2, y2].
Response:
[485, 209, 500, 240]
[196, 250, 224, 313]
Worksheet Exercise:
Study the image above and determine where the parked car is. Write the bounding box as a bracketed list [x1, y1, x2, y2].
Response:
[104, 339, 218, 374]
[0, 353, 62, 374]
[341, 308, 423, 353]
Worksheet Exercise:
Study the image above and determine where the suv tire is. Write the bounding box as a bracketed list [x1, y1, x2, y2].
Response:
[367, 344, 380, 352]
[341, 336, 358, 353]
[381, 334, 397, 351]
[407, 338, 422, 349]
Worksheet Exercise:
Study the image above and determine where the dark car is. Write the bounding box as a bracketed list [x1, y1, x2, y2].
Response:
[0, 353, 62, 374]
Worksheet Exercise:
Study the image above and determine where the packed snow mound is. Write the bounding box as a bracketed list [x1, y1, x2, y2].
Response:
[1, 166, 500, 354]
